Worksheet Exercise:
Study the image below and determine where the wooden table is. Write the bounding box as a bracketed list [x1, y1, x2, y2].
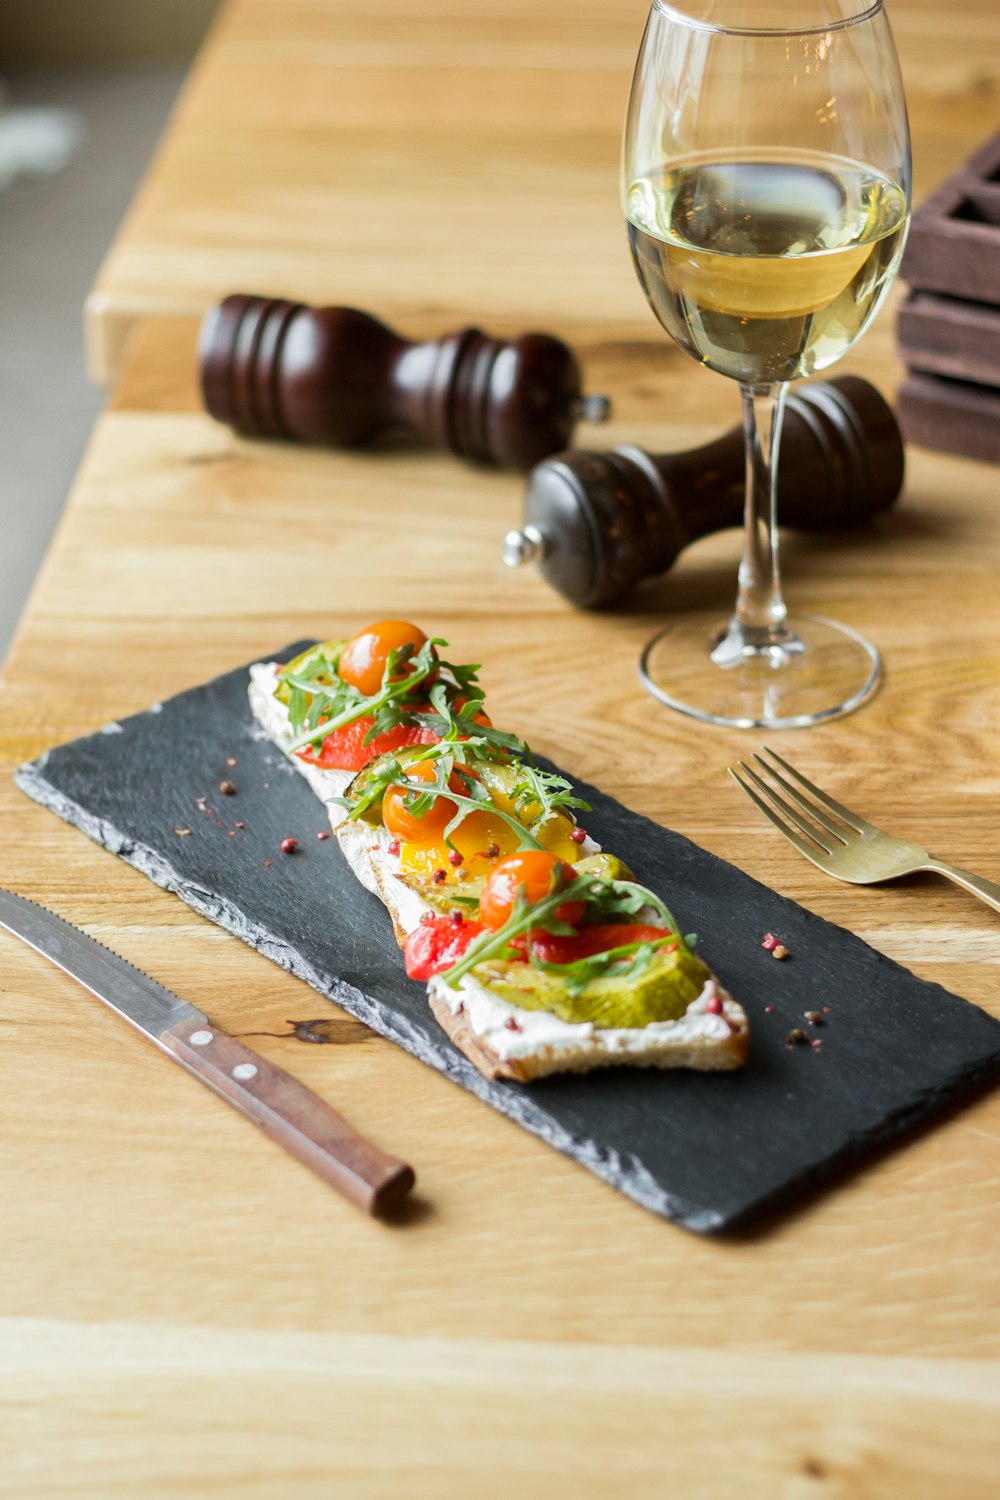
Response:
[4, 1, 1000, 1494]
[85, 0, 1000, 383]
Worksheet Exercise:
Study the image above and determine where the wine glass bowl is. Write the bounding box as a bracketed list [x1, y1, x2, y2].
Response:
[622, 0, 911, 728]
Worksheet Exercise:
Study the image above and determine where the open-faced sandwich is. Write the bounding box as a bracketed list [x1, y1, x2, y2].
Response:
[249, 619, 748, 1081]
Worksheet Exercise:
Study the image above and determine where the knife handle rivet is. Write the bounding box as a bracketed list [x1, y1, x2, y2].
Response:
[232, 1063, 258, 1081]
[189, 1029, 214, 1046]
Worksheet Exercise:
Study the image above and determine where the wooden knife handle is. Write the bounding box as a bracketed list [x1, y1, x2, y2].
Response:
[159, 1018, 415, 1214]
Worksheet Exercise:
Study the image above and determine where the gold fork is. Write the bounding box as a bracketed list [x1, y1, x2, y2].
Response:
[728, 747, 1000, 916]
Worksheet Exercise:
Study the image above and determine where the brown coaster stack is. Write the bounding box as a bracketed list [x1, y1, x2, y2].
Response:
[896, 130, 1000, 464]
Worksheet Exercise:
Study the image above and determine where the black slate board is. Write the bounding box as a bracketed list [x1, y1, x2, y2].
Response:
[16, 645, 1000, 1233]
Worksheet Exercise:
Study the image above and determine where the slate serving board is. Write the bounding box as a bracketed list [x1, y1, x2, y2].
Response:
[15, 645, 1000, 1233]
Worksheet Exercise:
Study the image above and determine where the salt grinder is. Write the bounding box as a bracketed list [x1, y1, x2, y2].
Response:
[199, 293, 610, 471]
[504, 376, 904, 608]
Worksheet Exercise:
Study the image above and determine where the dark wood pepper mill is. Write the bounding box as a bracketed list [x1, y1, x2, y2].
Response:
[198, 293, 610, 471]
[503, 376, 904, 608]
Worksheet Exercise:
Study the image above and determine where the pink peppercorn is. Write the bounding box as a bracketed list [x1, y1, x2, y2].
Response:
[705, 995, 723, 1015]
[280, 837, 299, 855]
[387, 838, 401, 856]
[448, 849, 463, 867]
[761, 932, 780, 952]
[432, 868, 447, 884]
[505, 1017, 522, 1032]
[569, 827, 587, 844]
[449, 910, 463, 927]
[764, 1004, 777, 1014]
[316, 830, 330, 841]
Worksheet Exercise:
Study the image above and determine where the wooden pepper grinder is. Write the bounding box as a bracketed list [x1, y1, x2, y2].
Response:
[503, 376, 905, 607]
[198, 293, 610, 471]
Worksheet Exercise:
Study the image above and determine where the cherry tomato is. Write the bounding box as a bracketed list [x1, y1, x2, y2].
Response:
[404, 915, 486, 981]
[338, 620, 429, 698]
[382, 759, 467, 844]
[296, 716, 439, 771]
[523, 923, 674, 966]
[478, 850, 584, 931]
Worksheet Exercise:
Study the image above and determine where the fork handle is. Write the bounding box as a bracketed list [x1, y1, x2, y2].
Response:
[923, 861, 1000, 916]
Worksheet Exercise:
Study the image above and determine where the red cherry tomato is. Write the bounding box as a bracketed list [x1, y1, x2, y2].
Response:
[382, 759, 468, 844]
[338, 620, 429, 698]
[478, 851, 584, 931]
[523, 923, 674, 966]
[296, 716, 440, 771]
[404, 915, 486, 980]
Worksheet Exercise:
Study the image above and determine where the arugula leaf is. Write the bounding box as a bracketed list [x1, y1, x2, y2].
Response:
[529, 937, 676, 997]
[438, 870, 691, 991]
[438, 869, 605, 989]
[509, 762, 591, 832]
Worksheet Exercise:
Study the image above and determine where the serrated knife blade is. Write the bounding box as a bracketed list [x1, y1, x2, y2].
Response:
[0, 888, 415, 1214]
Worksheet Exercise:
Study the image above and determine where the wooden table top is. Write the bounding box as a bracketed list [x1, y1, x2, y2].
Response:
[5, 0, 1000, 1493]
[86, 0, 1000, 382]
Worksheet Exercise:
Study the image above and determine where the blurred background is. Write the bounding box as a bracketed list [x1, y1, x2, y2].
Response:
[0, 0, 218, 657]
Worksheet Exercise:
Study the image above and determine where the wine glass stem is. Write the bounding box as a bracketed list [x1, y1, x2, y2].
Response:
[712, 381, 800, 664]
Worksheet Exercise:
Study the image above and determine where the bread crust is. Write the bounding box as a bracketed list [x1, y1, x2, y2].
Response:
[429, 987, 749, 1082]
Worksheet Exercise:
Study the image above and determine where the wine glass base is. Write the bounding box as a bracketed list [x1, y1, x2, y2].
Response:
[638, 612, 880, 729]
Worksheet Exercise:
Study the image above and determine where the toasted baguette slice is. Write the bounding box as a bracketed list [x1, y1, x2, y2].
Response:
[427, 969, 749, 1081]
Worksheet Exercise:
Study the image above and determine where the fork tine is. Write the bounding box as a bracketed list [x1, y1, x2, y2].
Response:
[758, 746, 874, 835]
[749, 755, 854, 843]
[735, 761, 839, 851]
[727, 765, 835, 866]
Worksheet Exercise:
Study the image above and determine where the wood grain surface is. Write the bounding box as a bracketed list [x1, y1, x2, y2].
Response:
[4, 0, 1000, 1494]
[85, 0, 1000, 382]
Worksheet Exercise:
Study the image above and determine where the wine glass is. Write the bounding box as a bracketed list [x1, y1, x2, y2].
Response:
[622, 0, 911, 728]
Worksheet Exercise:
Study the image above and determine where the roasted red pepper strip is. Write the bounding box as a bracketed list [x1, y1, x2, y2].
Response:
[404, 915, 487, 980]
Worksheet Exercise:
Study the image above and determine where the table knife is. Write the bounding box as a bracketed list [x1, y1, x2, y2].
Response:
[0, 887, 415, 1214]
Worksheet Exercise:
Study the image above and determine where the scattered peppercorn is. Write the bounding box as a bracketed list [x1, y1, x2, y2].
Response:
[822, 1005, 833, 1014]
[505, 1017, 522, 1032]
[387, 838, 401, 856]
[227, 830, 237, 838]
[173, 827, 192, 837]
[218, 779, 237, 796]
[569, 827, 587, 844]
[448, 849, 463, 867]
[810, 1039, 823, 1053]
[761, 932, 780, 951]
[772, 943, 789, 960]
[263, 859, 273, 868]
[316, 830, 330, 841]
[804, 1010, 823, 1027]
[225, 757, 237, 766]
[449, 910, 464, 927]
[280, 837, 299, 855]
[235, 820, 245, 829]
[785, 1028, 807, 1048]
[764, 1004, 777, 1014]
[431, 868, 447, 884]
[705, 994, 723, 1015]
[485, 843, 500, 859]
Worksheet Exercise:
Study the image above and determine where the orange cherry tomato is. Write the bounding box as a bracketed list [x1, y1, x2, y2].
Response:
[478, 851, 584, 931]
[338, 620, 429, 698]
[382, 759, 466, 844]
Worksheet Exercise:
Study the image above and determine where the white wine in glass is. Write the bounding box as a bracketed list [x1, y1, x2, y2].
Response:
[622, 1, 911, 728]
